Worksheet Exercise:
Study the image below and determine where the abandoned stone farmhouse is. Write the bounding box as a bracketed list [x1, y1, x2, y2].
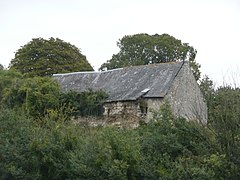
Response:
[53, 61, 207, 124]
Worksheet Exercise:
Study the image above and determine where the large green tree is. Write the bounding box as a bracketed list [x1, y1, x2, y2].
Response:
[9, 38, 93, 77]
[100, 33, 200, 80]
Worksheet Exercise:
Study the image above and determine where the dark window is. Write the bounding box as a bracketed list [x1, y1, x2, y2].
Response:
[107, 109, 111, 117]
[139, 100, 148, 117]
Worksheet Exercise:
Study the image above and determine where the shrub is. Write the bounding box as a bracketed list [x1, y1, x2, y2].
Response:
[60, 90, 109, 117]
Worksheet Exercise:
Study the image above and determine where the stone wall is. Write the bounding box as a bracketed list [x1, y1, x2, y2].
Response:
[145, 98, 164, 121]
[165, 62, 208, 123]
[102, 98, 165, 123]
[74, 114, 140, 129]
[103, 101, 139, 117]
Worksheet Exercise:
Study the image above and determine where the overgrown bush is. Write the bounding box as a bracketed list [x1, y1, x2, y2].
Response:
[1, 71, 109, 120]
[68, 128, 141, 179]
[2, 76, 61, 118]
[208, 86, 240, 178]
[60, 90, 109, 117]
[1, 81, 240, 179]
[137, 103, 217, 179]
[0, 70, 23, 107]
[0, 108, 39, 179]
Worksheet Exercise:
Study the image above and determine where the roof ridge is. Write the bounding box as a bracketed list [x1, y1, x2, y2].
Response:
[120, 61, 182, 69]
[53, 61, 182, 76]
[164, 61, 185, 94]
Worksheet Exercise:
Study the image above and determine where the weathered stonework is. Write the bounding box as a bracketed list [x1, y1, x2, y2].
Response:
[165, 62, 208, 123]
[102, 98, 164, 124]
[145, 98, 164, 121]
[53, 61, 208, 126]
[103, 101, 139, 117]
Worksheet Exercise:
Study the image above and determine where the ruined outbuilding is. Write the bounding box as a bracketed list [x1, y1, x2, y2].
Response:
[53, 61, 207, 124]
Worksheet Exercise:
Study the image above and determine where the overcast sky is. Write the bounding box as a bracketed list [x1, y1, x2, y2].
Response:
[1, 0, 239, 86]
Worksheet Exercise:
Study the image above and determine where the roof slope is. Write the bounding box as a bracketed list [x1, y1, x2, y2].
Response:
[53, 62, 184, 102]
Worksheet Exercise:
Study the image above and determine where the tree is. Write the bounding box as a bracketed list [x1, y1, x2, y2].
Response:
[100, 33, 201, 80]
[9, 38, 93, 77]
[2, 76, 61, 118]
[60, 90, 109, 117]
[0, 70, 23, 107]
[209, 87, 240, 161]
[199, 75, 215, 116]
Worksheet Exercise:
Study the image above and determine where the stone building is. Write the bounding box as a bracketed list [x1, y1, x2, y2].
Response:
[53, 61, 207, 124]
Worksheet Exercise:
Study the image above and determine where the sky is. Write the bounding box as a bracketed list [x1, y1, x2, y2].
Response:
[1, 0, 240, 87]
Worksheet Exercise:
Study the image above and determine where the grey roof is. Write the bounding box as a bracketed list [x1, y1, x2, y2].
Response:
[53, 62, 184, 102]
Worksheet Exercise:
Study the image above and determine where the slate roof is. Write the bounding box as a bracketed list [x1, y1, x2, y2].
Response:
[53, 62, 184, 102]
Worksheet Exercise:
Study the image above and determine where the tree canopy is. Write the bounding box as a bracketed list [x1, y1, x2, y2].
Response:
[100, 33, 200, 80]
[9, 38, 93, 77]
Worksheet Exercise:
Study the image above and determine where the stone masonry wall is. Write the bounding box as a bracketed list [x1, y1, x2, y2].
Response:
[145, 98, 164, 122]
[103, 101, 139, 117]
[165, 62, 208, 123]
[102, 98, 164, 123]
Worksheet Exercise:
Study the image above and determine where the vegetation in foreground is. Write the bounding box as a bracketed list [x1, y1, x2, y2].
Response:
[0, 34, 239, 179]
[1, 102, 239, 179]
[0, 73, 239, 179]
